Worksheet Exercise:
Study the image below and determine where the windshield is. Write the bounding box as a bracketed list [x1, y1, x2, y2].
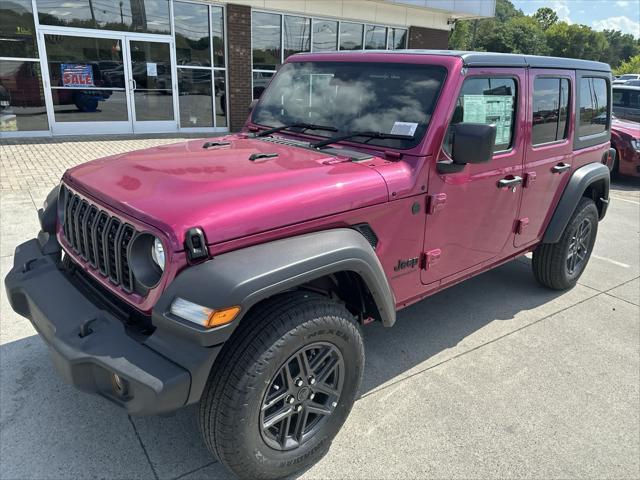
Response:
[251, 61, 447, 149]
[619, 75, 637, 80]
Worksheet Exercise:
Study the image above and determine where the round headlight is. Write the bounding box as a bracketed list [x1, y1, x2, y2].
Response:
[151, 237, 165, 271]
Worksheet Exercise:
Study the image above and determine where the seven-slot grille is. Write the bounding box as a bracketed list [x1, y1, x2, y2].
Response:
[61, 185, 137, 292]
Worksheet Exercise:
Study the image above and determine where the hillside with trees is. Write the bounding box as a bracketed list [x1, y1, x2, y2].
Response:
[449, 0, 639, 73]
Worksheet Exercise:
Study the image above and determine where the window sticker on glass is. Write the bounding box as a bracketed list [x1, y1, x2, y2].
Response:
[391, 121, 418, 136]
[147, 62, 158, 77]
[462, 95, 513, 145]
[61, 64, 94, 87]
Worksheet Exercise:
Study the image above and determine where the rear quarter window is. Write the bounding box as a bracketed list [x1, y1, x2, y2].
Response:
[578, 77, 608, 138]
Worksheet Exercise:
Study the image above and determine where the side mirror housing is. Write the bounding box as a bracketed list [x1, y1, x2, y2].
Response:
[437, 123, 497, 174]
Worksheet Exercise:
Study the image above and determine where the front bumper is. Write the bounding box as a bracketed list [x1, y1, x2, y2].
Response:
[5, 237, 193, 415]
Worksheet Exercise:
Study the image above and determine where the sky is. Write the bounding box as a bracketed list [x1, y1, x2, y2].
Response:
[511, 0, 640, 38]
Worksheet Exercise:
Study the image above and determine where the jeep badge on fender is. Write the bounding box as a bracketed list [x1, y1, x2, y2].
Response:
[5, 51, 611, 480]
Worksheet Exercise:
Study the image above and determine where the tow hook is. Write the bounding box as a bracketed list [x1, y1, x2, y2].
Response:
[78, 318, 98, 338]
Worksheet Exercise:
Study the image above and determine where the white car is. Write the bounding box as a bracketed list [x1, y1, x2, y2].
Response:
[613, 73, 640, 85]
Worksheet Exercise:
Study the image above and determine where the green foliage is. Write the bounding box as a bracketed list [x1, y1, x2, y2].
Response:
[545, 23, 610, 61]
[533, 7, 558, 31]
[615, 55, 640, 74]
[484, 17, 550, 55]
[448, 0, 640, 67]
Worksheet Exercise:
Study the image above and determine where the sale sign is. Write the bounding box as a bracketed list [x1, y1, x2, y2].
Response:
[61, 64, 95, 87]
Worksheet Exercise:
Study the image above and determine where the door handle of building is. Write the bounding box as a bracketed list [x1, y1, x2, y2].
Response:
[497, 175, 523, 189]
[130, 79, 137, 91]
[551, 163, 570, 173]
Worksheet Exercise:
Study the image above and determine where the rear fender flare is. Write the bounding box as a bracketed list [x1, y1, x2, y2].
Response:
[543, 162, 610, 243]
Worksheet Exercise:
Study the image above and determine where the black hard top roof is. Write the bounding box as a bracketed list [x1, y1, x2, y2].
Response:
[305, 49, 611, 72]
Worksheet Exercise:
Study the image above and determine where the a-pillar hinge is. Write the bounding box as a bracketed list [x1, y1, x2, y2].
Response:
[426, 193, 447, 215]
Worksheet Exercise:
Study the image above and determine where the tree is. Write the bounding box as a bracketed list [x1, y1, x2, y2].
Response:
[602, 30, 639, 68]
[615, 55, 640, 75]
[449, 19, 471, 50]
[533, 7, 558, 31]
[545, 23, 609, 62]
[484, 17, 549, 55]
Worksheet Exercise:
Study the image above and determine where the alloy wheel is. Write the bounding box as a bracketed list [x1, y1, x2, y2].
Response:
[566, 218, 592, 275]
[260, 342, 345, 451]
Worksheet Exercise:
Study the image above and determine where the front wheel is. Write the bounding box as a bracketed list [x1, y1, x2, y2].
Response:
[532, 197, 598, 290]
[199, 291, 364, 480]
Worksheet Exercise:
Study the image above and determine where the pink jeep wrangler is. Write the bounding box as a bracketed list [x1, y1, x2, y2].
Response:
[5, 50, 613, 479]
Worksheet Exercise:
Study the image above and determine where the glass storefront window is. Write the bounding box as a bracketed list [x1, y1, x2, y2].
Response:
[339, 22, 363, 50]
[0, 60, 48, 132]
[174, 1, 210, 67]
[283, 16, 310, 59]
[252, 12, 280, 70]
[178, 68, 212, 127]
[365, 25, 387, 49]
[389, 28, 407, 49]
[37, 0, 171, 35]
[214, 70, 227, 127]
[312, 19, 337, 52]
[211, 6, 225, 68]
[253, 70, 274, 99]
[1, 0, 38, 58]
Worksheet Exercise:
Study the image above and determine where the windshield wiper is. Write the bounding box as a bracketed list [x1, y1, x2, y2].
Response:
[311, 131, 415, 149]
[254, 122, 337, 138]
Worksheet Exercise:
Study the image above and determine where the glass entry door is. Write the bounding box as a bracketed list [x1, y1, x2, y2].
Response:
[126, 39, 177, 133]
[41, 30, 177, 135]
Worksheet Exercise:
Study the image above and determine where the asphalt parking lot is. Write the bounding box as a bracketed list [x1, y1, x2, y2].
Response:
[1, 136, 639, 480]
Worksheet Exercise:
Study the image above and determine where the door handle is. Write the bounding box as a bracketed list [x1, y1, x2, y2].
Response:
[551, 162, 570, 174]
[497, 175, 523, 189]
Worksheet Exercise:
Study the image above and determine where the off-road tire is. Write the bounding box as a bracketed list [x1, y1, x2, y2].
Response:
[532, 197, 598, 290]
[198, 291, 364, 480]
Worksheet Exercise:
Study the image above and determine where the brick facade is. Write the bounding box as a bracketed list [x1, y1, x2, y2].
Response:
[226, 4, 252, 132]
[408, 26, 450, 50]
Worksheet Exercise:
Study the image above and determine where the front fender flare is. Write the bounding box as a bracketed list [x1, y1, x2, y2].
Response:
[152, 228, 396, 347]
[543, 162, 610, 244]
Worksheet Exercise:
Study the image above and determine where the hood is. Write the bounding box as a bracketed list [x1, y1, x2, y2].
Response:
[64, 134, 389, 250]
[612, 118, 640, 138]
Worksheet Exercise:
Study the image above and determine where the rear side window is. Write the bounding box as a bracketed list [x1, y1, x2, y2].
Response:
[612, 89, 626, 107]
[444, 77, 517, 154]
[629, 90, 640, 108]
[578, 77, 608, 138]
[532, 77, 570, 145]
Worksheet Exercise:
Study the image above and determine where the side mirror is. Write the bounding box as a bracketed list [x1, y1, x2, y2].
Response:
[437, 123, 497, 174]
[248, 99, 258, 113]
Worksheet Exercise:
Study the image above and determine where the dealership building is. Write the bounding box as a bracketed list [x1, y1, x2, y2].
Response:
[0, 0, 495, 138]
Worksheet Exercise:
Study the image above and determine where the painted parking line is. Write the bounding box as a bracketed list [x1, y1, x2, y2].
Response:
[610, 195, 640, 205]
[592, 254, 631, 268]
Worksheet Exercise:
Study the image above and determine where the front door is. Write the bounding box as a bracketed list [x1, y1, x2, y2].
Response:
[126, 38, 177, 133]
[421, 71, 526, 286]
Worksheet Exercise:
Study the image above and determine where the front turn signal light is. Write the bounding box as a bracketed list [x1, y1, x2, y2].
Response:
[207, 306, 241, 328]
[170, 298, 240, 329]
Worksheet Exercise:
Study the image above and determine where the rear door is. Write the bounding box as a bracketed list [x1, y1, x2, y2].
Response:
[516, 69, 574, 248]
[421, 70, 526, 286]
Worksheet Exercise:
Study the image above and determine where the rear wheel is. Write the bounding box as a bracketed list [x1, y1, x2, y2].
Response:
[532, 197, 598, 290]
[199, 291, 364, 480]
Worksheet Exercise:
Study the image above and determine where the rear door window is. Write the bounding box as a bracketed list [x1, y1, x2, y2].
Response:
[578, 77, 608, 137]
[532, 77, 570, 145]
[444, 77, 517, 154]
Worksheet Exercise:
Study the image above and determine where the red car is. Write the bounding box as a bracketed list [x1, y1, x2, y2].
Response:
[6, 51, 612, 480]
[611, 117, 640, 177]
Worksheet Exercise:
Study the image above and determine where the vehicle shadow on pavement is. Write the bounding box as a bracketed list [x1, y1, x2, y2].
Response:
[0, 259, 572, 480]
